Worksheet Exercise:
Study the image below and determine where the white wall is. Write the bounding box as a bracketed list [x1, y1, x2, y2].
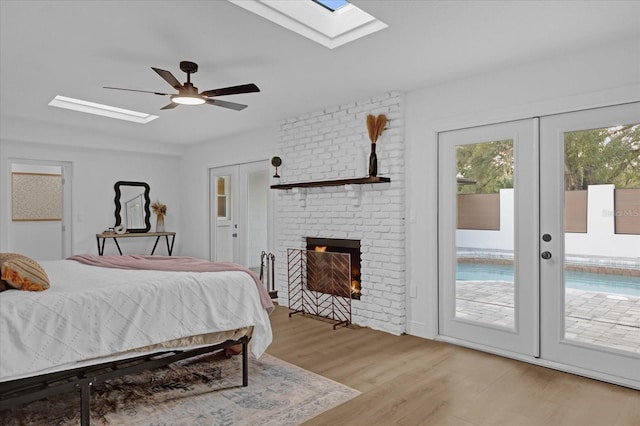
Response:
[1, 139, 181, 256]
[178, 126, 278, 259]
[175, 37, 639, 338]
[2, 35, 637, 340]
[405, 37, 640, 338]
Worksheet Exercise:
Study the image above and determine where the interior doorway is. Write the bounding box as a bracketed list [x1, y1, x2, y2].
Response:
[209, 160, 269, 269]
[8, 160, 72, 260]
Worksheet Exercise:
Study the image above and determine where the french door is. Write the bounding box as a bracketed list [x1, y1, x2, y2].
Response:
[209, 161, 269, 269]
[540, 103, 640, 385]
[438, 119, 540, 357]
[439, 102, 640, 387]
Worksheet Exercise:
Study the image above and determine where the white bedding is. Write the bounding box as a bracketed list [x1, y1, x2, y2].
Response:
[0, 259, 272, 382]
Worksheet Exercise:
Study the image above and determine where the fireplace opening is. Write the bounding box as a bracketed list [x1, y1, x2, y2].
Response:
[306, 237, 361, 300]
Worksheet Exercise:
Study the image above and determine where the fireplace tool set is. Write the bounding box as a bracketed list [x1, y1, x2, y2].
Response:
[259, 251, 277, 299]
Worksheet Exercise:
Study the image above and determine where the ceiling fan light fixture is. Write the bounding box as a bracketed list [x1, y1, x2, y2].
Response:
[171, 95, 206, 105]
[105, 62, 257, 111]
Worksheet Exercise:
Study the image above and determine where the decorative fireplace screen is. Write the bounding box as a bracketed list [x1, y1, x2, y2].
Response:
[287, 248, 352, 328]
[306, 237, 361, 299]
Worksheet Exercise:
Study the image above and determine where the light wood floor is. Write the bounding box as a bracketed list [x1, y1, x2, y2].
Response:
[266, 305, 640, 426]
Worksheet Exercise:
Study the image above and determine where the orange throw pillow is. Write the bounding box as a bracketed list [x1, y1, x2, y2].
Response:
[0, 253, 50, 292]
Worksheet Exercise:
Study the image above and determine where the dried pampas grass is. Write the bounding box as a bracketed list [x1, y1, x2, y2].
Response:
[151, 201, 167, 218]
[366, 114, 388, 144]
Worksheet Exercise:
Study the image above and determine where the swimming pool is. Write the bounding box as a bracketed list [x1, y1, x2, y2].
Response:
[456, 262, 640, 297]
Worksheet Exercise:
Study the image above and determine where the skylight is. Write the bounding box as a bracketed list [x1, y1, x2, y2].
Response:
[48, 96, 159, 124]
[229, 0, 388, 49]
[313, 0, 349, 12]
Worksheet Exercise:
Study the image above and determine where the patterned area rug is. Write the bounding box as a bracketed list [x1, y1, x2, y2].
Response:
[2, 352, 360, 425]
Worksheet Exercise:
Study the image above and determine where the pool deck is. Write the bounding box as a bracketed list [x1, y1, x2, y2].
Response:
[456, 281, 640, 353]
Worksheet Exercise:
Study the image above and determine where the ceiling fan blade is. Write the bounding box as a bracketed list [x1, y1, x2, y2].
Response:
[103, 86, 170, 96]
[161, 102, 179, 110]
[205, 99, 248, 111]
[200, 83, 260, 98]
[151, 67, 183, 90]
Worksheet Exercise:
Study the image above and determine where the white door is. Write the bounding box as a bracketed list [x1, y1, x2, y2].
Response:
[540, 102, 640, 387]
[209, 161, 269, 269]
[439, 104, 640, 388]
[438, 119, 539, 356]
[210, 165, 238, 263]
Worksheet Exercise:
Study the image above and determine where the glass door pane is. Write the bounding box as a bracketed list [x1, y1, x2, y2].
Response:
[563, 124, 640, 352]
[456, 139, 515, 328]
[214, 173, 234, 262]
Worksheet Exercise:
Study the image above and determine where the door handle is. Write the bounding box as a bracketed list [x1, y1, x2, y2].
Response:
[542, 234, 552, 242]
[232, 233, 238, 238]
[541, 251, 552, 260]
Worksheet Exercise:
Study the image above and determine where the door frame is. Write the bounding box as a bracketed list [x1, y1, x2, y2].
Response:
[436, 102, 640, 390]
[5, 158, 72, 259]
[208, 160, 271, 266]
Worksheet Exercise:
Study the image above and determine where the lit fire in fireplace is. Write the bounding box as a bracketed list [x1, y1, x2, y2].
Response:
[351, 257, 361, 297]
[351, 280, 361, 295]
[308, 239, 361, 300]
[314, 245, 361, 296]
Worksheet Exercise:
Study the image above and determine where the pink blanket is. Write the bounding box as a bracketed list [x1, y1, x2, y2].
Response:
[67, 254, 274, 314]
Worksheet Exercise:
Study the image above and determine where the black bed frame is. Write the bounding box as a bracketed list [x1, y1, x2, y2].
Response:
[0, 336, 248, 425]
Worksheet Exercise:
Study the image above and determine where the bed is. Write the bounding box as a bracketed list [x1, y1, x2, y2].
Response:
[0, 254, 274, 424]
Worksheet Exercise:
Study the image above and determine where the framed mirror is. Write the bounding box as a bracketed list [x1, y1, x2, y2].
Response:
[114, 181, 151, 233]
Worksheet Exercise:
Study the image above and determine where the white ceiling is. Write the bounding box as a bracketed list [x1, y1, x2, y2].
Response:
[1, 1, 639, 149]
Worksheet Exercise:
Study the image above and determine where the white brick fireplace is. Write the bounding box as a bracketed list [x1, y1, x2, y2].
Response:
[273, 92, 406, 334]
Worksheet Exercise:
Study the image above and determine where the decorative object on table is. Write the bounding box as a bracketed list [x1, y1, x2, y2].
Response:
[151, 201, 167, 233]
[366, 114, 387, 177]
[114, 225, 126, 235]
[271, 156, 282, 178]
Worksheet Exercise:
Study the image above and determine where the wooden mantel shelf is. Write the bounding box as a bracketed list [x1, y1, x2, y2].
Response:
[270, 176, 390, 190]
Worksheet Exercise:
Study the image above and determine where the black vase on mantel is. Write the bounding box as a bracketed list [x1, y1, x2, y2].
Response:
[369, 143, 378, 177]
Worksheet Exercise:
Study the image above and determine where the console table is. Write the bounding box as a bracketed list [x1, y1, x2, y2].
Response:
[96, 232, 176, 256]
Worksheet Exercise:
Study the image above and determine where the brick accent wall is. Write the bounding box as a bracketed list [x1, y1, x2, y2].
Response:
[273, 91, 406, 334]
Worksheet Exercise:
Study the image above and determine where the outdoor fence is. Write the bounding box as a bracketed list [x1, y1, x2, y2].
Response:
[457, 185, 639, 258]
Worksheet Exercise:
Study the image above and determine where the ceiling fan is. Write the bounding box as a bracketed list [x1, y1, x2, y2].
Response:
[104, 61, 259, 111]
